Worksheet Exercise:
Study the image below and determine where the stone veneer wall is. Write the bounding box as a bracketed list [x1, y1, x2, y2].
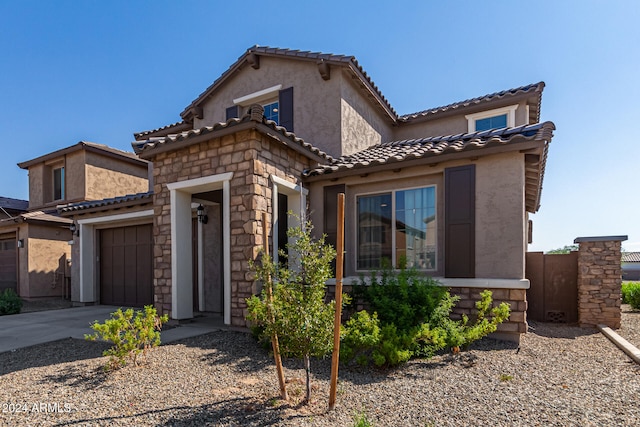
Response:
[575, 236, 627, 329]
[150, 129, 311, 325]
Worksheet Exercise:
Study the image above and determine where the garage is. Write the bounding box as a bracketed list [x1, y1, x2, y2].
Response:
[99, 224, 152, 307]
[0, 237, 17, 293]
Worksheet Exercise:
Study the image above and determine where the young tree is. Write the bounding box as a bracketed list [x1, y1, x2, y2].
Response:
[247, 221, 337, 403]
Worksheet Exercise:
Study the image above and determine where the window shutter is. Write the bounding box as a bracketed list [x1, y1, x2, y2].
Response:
[279, 87, 294, 131]
[445, 165, 475, 278]
[225, 105, 239, 121]
[324, 184, 345, 275]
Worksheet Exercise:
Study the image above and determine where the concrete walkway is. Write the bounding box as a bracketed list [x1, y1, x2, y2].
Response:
[0, 306, 224, 353]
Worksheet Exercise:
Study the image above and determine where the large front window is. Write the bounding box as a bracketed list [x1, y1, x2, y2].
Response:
[357, 186, 436, 270]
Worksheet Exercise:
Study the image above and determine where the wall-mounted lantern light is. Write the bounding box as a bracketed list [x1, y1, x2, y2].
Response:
[17, 239, 24, 249]
[69, 222, 79, 237]
[197, 204, 208, 224]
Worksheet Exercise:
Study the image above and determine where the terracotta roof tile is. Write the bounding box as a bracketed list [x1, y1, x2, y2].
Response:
[58, 192, 153, 214]
[133, 105, 333, 162]
[399, 82, 545, 123]
[623, 252, 640, 263]
[133, 121, 191, 140]
[304, 121, 555, 178]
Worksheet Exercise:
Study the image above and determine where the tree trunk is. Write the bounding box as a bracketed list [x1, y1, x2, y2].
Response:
[304, 353, 311, 403]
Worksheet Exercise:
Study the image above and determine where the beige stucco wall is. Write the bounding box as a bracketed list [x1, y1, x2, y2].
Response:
[25, 224, 70, 298]
[340, 70, 394, 156]
[26, 164, 44, 209]
[196, 56, 344, 158]
[85, 152, 149, 201]
[65, 150, 86, 202]
[475, 151, 526, 279]
[308, 151, 527, 280]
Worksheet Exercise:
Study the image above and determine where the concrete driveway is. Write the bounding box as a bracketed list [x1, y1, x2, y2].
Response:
[0, 306, 224, 353]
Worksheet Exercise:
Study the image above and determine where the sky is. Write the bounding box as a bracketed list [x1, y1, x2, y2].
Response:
[1, 0, 639, 252]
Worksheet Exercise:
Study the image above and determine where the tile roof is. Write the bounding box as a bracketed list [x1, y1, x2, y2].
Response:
[133, 121, 191, 141]
[305, 121, 554, 177]
[0, 209, 72, 226]
[623, 252, 640, 263]
[181, 45, 397, 122]
[18, 141, 146, 169]
[58, 192, 153, 214]
[0, 197, 28, 212]
[398, 82, 545, 123]
[133, 104, 333, 162]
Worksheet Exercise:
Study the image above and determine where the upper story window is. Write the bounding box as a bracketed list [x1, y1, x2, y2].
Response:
[53, 166, 65, 200]
[357, 186, 436, 271]
[465, 104, 519, 133]
[228, 84, 294, 131]
[263, 101, 279, 124]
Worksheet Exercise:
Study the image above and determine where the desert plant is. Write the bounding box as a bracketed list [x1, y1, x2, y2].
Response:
[85, 305, 168, 370]
[0, 288, 22, 315]
[342, 264, 511, 367]
[353, 410, 374, 427]
[247, 220, 343, 403]
[622, 282, 640, 310]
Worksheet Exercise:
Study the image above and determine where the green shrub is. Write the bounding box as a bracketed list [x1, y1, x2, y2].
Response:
[85, 305, 168, 370]
[622, 282, 640, 310]
[341, 265, 511, 367]
[0, 289, 22, 315]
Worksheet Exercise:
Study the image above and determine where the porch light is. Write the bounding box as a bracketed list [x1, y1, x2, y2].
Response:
[69, 222, 79, 237]
[197, 204, 208, 224]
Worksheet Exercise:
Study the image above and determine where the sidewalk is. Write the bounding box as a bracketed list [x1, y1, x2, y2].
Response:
[0, 305, 224, 353]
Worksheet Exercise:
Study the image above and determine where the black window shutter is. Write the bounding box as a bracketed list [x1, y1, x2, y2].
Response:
[279, 87, 294, 131]
[225, 105, 239, 121]
[324, 184, 345, 275]
[445, 165, 476, 278]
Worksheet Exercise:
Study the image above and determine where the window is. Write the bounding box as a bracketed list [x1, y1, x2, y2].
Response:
[53, 167, 65, 200]
[465, 104, 519, 133]
[263, 101, 279, 124]
[357, 186, 436, 270]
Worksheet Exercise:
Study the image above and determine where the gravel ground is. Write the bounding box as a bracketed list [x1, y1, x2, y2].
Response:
[1, 312, 639, 426]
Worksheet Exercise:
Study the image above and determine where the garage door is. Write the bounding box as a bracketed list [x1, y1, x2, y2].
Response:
[100, 224, 153, 307]
[0, 238, 17, 293]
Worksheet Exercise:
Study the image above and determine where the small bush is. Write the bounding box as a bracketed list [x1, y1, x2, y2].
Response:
[0, 289, 22, 315]
[85, 305, 168, 370]
[622, 282, 640, 310]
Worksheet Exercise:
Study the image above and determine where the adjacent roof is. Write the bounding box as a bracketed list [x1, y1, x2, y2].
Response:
[0, 197, 28, 212]
[133, 104, 333, 163]
[623, 252, 640, 263]
[58, 191, 153, 215]
[18, 141, 147, 169]
[133, 121, 191, 141]
[180, 45, 397, 123]
[399, 82, 545, 124]
[0, 210, 72, 226]
[304, 121, 555, 212]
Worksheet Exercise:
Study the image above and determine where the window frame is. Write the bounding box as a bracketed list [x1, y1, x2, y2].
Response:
[465, 104, 519, 133]
[52, 165, 65, 201]
[233, 84, 282, 124]
[354, 184, 438, 272]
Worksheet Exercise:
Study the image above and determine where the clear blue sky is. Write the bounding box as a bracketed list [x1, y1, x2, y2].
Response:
[1, 0, 639, 252]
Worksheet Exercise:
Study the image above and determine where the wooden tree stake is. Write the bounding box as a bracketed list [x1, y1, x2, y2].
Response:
[328, 193, 345, 410]
[262, 211, 288, 401]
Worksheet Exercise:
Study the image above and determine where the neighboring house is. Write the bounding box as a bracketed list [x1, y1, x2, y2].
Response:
[0, 141, 150, 299]
[59, 46, 555, 342]
[622, 252, 640, 281]
[0, 197, 28, 293]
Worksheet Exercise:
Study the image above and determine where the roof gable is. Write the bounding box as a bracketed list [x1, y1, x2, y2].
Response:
[18, 141, 147, 169]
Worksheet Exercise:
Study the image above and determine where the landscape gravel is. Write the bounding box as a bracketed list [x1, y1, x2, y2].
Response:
[1, 310, 639, 426]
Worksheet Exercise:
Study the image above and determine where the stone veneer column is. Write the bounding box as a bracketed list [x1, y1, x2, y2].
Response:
[574, 235, 627, 329]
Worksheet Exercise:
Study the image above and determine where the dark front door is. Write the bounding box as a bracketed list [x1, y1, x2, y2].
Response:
[100, 224, 153, 307]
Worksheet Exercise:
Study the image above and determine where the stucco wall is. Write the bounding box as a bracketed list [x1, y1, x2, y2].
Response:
[195, 56, 344, 158]
[308, 151, 527, 280]
[65, 150, 86, 202]
[25, 224, 70, 298]
[27, 164, 44, 209]
[475, 152, 526, 279]
[85, 164, 148, 201]
[339, 70, 394, 155]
